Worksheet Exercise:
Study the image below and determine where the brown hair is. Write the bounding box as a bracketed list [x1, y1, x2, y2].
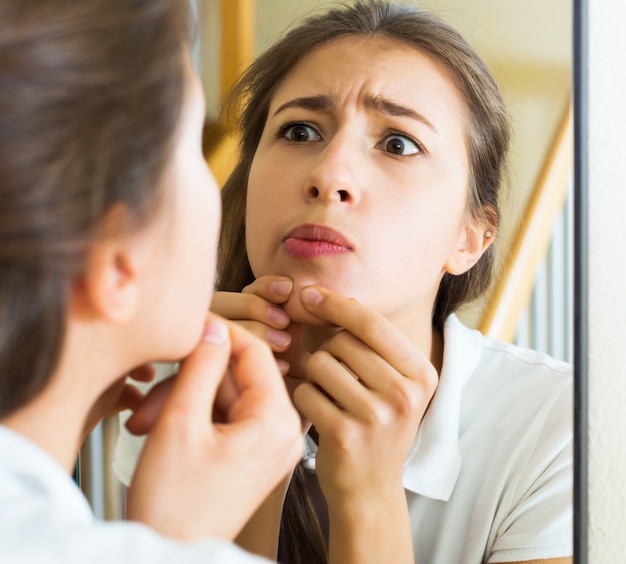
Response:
[0, 0, 190, 417]
[217, 2, 511, 562]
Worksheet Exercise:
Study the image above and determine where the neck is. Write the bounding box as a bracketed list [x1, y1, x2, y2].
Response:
[1, 320, 131, 473]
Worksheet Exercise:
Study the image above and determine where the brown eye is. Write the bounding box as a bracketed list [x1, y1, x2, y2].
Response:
[381, 134, 420, 155]
[282, 124, 321, 142]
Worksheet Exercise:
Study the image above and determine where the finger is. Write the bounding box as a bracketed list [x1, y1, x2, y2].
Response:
[114, 383, 146, 414]
[127, 363, 156, 383]
[242, 275, 293, 304]
[213, 366, 238, 417]
[159, 314, 231, 425]
[300, 286, 435, 384]
[223, 321, 288, 422]
[306, 349, 370, 413]
[125, 376, 176, 435]
[293, 381, 344, 434]
[212, 290, 291, 330]
[316, 331, 404, 394]
[235, 320, 292, 353]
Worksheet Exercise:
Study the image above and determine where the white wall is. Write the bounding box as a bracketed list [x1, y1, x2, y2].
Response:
[587, 0, 626, 561]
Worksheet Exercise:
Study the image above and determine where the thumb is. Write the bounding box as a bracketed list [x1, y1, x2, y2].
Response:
[160, 314, 232, 425]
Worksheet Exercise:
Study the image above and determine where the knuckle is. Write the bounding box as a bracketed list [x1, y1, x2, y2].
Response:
[403, 352, 438, 393]
[391, 384, 422, 417]
[327, 418, 358, 453]
[307, 350, 335, 375]
[419, 364, 439, 395]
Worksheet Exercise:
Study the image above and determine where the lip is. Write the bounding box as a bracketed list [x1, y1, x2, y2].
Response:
[282, 223, 353, 258]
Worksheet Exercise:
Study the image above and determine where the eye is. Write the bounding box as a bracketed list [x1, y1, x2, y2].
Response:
[280, 123, 322, 143]
[379, 133, 422, 156]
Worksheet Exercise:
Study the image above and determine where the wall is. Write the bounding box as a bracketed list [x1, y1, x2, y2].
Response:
[587, 0, 626, 560]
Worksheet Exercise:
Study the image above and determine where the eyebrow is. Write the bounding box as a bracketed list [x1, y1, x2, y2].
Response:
[363, 94, 437, 132]
[271, 93, 437, 133]
[272, 95, 336, 116]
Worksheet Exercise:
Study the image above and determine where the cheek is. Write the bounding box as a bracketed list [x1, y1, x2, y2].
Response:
[245, 158, 283, 274]
[178, 169, 221, 319]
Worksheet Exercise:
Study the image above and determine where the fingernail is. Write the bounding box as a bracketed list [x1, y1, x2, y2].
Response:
[276, 359, 290, 375]
[271, 279, 293, 296]
[301, 287, 323, 306]
[268, 306, 290, 326]
[268, 328, 291, 348]
[202, 319, 229, 344]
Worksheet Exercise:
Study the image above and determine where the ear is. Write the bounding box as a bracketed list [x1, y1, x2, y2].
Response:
[75, 205, 144, 324]
[444, 213, 496, 276]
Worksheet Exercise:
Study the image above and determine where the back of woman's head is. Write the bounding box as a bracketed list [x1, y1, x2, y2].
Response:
[0, 0, 189, 417]
[219, 0, 511, 334]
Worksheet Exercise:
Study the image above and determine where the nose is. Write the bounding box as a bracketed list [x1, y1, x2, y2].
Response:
[304, 135, 361, 205]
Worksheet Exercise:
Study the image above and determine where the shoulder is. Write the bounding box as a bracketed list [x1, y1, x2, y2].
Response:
[446, 318, 573, 461]
[448, 317, 572, 408]
[479, 334, 572, 378]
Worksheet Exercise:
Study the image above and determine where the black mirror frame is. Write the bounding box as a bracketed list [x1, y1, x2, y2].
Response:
[573, 0, 587, 561]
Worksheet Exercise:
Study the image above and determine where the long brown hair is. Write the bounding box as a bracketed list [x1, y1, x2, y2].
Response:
[0, 0, 190, 417]
[217, 2, 511, 561]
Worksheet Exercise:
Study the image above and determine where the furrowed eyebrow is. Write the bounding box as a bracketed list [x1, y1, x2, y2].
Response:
[272, 95, 336, 117]
[271, 93, 437, 133]
[363, 94, 437, 133]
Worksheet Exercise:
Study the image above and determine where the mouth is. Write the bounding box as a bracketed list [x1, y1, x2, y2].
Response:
[283, 223, 353, 258]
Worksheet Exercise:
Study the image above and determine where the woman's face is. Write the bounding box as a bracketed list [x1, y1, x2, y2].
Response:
[246, 37, 480, 330]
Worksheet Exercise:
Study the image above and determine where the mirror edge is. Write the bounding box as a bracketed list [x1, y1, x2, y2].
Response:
[573, 0, 587, 561]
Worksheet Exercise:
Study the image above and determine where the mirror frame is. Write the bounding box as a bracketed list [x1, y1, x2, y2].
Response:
[573, 0, 587, 561]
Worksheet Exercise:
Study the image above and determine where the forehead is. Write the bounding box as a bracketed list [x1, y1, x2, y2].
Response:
[268, 36, 466, 126]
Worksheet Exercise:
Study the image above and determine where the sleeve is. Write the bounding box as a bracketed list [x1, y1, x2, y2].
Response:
[112, 363, 178, 486]
[487, 381, 573, 563]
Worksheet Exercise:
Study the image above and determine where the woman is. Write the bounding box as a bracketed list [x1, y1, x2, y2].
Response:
[117, 2, 573, 563]
[0, 1, 302, 562]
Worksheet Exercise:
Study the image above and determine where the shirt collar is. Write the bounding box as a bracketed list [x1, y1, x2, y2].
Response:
[402, 314, 483, 500]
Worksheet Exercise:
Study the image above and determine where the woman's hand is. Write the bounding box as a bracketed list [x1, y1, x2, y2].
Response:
[212, 275, 311, 423]
[292, 286, 438, 564]
[212, 276, 293, 369]
[125, 313, 303, 542]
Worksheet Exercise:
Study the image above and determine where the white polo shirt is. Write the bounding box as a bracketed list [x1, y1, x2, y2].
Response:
[403, 315, 572, 563]
[0, 425, 270, 563]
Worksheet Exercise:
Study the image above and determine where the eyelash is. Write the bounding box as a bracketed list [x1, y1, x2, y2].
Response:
[380, 129, 426, 156]
[276, 121, 321, 142]
[275, 121, 427, 156]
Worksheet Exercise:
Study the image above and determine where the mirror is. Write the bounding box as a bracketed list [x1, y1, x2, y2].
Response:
[195, 0, 576, 562]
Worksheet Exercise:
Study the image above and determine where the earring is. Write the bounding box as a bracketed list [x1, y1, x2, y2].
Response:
[484, 230, 492, 239]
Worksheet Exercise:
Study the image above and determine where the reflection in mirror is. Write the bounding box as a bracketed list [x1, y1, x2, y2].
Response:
[84, 1, 575, 562]
[200, 1, 572, 559]
[201, 2, 575, 562]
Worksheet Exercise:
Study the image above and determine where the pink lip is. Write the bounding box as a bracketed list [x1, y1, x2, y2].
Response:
[283, 224, 353, 258]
